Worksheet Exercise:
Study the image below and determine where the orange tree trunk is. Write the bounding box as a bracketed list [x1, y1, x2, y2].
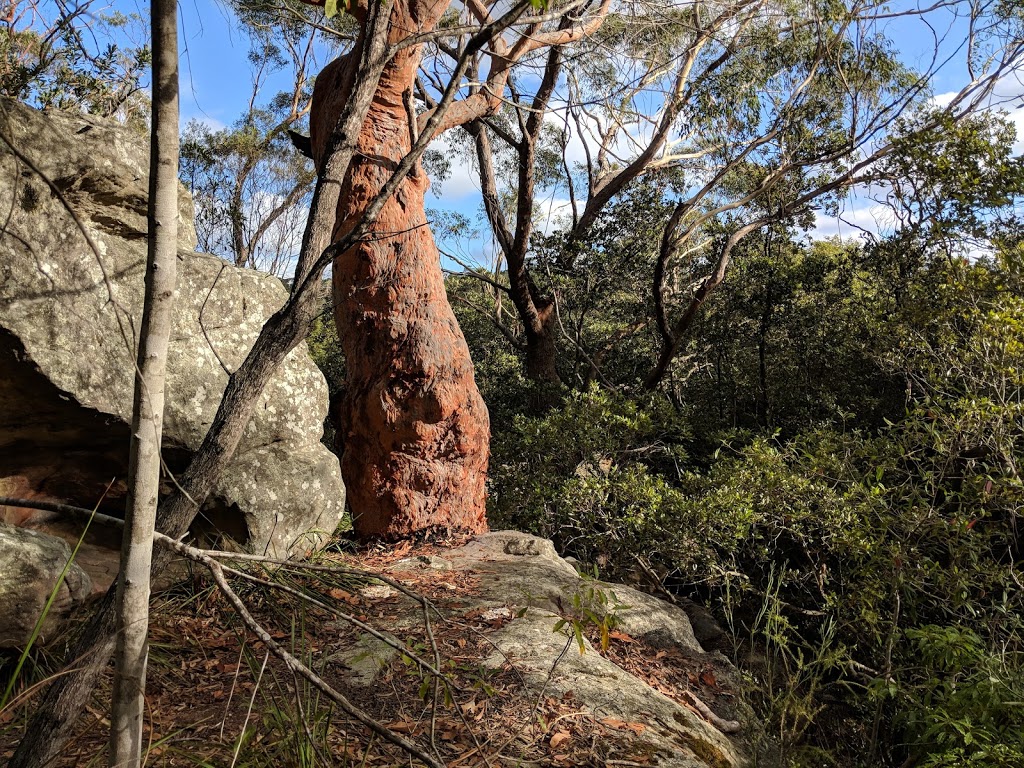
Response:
[311, 2, 489, 538]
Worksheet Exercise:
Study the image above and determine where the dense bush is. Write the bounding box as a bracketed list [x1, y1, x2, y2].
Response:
[485, 259, 1024, 766]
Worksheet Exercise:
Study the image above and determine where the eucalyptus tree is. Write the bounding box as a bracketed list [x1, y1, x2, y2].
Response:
[300, 0, 617, 537]
[10, 1, 620, 761]
[0, 0, 149, 123]
[108, 0, 179, 762]
[455, 0, 1024, 389]
[179, 2, 352, 274]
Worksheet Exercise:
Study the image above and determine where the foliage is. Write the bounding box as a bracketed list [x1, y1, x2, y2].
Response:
[306, 287, 345, 396]
[305, 282, 345, 450]
[178, 23, 321, 274]
[0, 0, 149, 126]
[489, 387, 694, 573]
[552, 577, 630, 654]
[901, 624, 1024, 767]
[882, 110, 1024, 243]
[485, 253, 1024, 766]
[675, 233, 906, 436]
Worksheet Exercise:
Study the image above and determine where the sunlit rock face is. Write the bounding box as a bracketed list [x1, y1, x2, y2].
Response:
[0, 98, 345, 582]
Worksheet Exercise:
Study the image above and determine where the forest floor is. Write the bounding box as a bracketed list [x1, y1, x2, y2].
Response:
[0, 535, 742, 767]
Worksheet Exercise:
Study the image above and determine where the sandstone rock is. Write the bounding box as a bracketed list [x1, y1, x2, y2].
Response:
[440, 531, 705, 652]
[386, 531, 747, 767]
[482, 613, 741, 767]
[0, 523, 92, 649]
[0, 98, 345, 572]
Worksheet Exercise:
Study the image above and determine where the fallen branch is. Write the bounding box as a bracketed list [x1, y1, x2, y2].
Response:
[680, 690, 741, 734]
[0, 497, 448, 767]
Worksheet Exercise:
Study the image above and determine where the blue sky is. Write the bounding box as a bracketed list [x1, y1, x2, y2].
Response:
[105, 0, 1024, 258]
[177, 0, 258, 128]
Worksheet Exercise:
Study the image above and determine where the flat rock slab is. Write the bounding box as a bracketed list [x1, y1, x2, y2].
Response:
[387, 531, 747, 767]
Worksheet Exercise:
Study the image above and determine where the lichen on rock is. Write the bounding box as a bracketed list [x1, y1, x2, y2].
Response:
[0, 98, 345, 573]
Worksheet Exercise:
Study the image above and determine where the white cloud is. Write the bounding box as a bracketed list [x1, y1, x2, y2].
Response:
[427, 134, 480, 202]
[812, 203, 895, 240]
[181, 113, 227, 133]
[931, 91, 959, 109]
[536, 196, 575, 235]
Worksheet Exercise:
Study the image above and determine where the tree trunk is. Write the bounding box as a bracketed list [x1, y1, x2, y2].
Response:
[311, 2, 489, 538]
[10, 7, 394, 758]
[108, 0, 179, 763]
[756, 291, 772, 429]
[524, 304, 561, 385]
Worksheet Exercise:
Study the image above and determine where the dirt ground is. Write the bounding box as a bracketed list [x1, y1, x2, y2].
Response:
[0, 536, 743, 767]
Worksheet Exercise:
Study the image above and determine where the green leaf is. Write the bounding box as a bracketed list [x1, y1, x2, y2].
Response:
[324, 0, 339, 18]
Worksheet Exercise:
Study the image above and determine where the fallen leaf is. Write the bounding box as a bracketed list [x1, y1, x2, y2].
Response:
[699, 670, 717, 687]
[609, 630, 635, 643]
[549, 730, 571, 750]
[392, 541, 412, 558]
[600, 716, 646, 734]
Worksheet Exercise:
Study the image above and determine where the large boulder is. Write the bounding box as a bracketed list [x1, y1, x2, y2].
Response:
[0, 98, 345, 571]
[0, 523, 92, 649]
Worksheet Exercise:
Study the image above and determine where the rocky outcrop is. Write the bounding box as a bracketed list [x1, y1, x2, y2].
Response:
[0, 98, 345, 574]
[0, 523, 92, 649]
[337, 532, 748, 767]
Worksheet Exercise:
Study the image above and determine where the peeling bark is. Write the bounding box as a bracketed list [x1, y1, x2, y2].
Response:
[311, 1, 489, 537]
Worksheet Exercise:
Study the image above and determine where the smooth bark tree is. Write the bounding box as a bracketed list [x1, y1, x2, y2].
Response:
[108, 0, 179, 763]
